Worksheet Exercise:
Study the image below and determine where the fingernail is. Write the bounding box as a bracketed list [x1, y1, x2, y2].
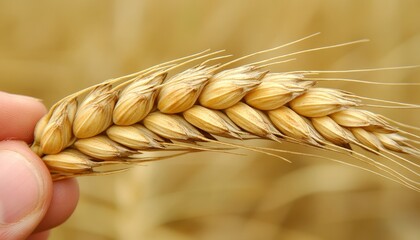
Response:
[0, 150, 43, 224]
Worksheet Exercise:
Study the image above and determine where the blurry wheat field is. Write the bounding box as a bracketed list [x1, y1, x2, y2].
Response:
[1, 1, 419, 240]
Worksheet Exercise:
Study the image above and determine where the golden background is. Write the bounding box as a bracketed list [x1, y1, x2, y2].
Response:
[1, 0, 419, 239]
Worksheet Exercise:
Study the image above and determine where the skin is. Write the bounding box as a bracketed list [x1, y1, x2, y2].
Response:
[0, 91, 79, 240]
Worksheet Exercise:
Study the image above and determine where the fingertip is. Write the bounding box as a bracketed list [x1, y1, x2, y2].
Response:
[0, 91, 47, 142]
[0, 140, 52, 239]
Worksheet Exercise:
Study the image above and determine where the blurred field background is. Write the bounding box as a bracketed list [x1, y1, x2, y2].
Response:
[1, 0, 419, 239]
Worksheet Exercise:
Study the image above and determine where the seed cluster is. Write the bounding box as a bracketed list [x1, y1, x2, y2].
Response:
[30, 51, 419, 188]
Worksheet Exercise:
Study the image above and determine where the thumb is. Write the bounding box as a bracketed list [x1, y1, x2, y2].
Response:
[0, 141, 52, 240]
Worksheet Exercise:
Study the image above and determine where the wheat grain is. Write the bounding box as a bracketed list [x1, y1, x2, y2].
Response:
[43, 149, 101, 173]
[113, 72, 166, 125]
[30, 37, 420, 191]
[330, 109, 396, 133]
[289, 88, 360, 117]
[268, 106, 323, 146]
[244, 73, 315, 110]
[106, 124, 165, 149]
[225, 102, 282, 141]
[183, 105, 245, 138]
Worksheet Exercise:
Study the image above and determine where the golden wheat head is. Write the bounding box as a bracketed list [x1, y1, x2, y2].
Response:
[30, 34, 420, 191]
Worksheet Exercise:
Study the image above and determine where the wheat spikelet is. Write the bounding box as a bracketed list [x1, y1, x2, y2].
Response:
[30, 35, 420, 191]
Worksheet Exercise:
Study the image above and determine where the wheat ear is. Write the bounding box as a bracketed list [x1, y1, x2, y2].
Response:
[30, 36, 420, 191]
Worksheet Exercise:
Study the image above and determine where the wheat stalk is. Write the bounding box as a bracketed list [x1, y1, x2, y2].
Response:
[30, 35, 420, 191]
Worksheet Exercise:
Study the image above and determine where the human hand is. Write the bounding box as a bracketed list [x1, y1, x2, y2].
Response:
[0, 91, 79, 240]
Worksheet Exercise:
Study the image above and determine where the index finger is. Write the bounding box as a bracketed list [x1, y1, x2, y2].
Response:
[0, 91, 47, 143]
